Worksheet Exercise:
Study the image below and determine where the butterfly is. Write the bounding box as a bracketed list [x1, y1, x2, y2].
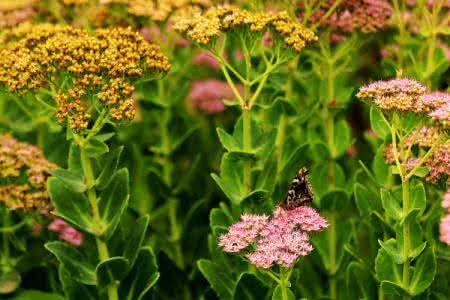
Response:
[280, 167, 313, 209]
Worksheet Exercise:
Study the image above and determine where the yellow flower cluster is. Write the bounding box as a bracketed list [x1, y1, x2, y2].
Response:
[0, 0, 35, 28]
[100, 0, 211, 22]
[173, 5, 317, 52]
[0, 24, 170, 130]
[0, 135, 55, 211]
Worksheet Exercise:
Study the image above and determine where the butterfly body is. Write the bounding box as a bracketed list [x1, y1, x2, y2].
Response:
[281, 167, 313, 209]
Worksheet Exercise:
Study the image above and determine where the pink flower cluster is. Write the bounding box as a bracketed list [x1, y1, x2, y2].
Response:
[424, 92, 450, 126]
[440, 190, 450, 245]
[188, 79, 244, 114]
[302, 0, 392, 34]
[48, 219, 83, 246]
[219, 206, 327, 268]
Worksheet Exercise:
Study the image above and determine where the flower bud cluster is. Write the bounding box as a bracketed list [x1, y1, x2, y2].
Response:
[173, 5, 317, 52]
[0, 24, 170, 130]
[0, 135, 55, 211]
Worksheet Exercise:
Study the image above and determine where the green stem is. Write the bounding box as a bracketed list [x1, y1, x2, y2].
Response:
[402, 179, 411, 300]
[2, 210, 10, 269]
[80, 149, 118, 300]
[392, 0, 407, 68]
[242, 108, 252, 193]
[279, 268, 293, 300]
[328, 211, 337, 300]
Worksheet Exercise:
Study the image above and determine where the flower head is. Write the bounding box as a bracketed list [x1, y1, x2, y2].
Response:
[187, 79, 244, 114]
[0, 135, 55, 211]
[300, 0, 392, 34]
[356, 78, 427, 112]
[173, 5, 317, 52]
[219, 206, 327, 268]
[0, 24, 170, 131]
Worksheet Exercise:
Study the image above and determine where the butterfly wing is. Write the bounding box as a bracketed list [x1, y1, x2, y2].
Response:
[281, 167, 313, 209]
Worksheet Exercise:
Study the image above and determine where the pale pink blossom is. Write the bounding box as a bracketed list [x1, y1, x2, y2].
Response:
[218, 214, 269, 252]
[219, 206, 327, 268]
[188, 79, 244, 114]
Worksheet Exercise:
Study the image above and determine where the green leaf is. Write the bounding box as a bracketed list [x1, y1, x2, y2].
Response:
[410, 182, 426, 216]
[84, 137, 109, 158]
[380, 189, 402, 220]
[123, 216, 149, 268]
[51, 168, 87, 193]
[380, 281, 408, 296]
[271, 285, 295, 300]
[99, 168, 130, 240]
[197, 259, 235, 300]
[397, 211, 425, 261]
[332, 119, 351, 158]
[68, 144, 83, 176]
[309, 162, 346, 199]
[96, 146, 123, 190]
[375, 248, 403, 293]
[118, 247, 159, 300]
[47, 177, 95, 234]
[217, 128, 241, 152]
[234, 273, 269, 300]
[319, 190, 349, 210]
[372, 146, 391, 187]
[346, 262, 377, 300]
[9, 290, 65, 300]
[95, 132, 115, 142]
[370, 107, 389, 139]
[0, 270, 21, 294]
[45, 242, 97, 285]
[353, 183, 374, 217]
[59, 265, 97, 300]
[211, 153, 253, 205]
[379, 239, 405, 264]
[312, 219, 352, 274]
[409, 247, 436, 296]
[96, 257, 129, 289]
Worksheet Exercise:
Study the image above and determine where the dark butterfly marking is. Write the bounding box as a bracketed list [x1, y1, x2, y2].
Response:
[281, 167, 313, 209]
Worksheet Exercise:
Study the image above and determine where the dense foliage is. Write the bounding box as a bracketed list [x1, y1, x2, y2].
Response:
[0, 1, 449, 299]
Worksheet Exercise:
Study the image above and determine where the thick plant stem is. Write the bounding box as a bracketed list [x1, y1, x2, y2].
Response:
[242, 107, 252, 193]
[80, 150, 119, 300]
[402, 179, 411, 300]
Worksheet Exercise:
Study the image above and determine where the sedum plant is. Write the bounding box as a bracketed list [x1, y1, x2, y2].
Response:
[0, 23, 169, 300]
